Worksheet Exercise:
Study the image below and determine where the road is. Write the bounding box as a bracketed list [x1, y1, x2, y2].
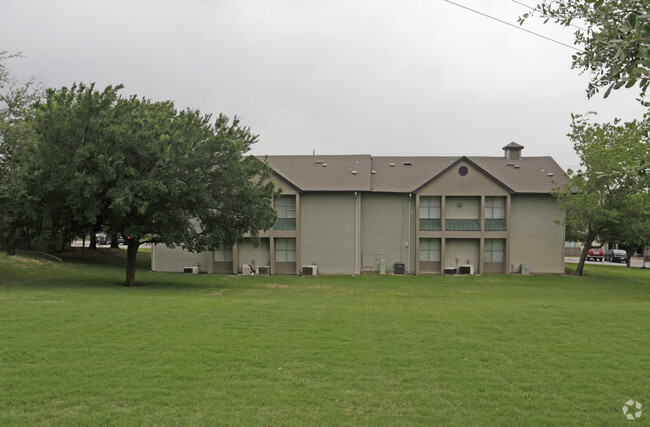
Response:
[565, 257, 647, 268]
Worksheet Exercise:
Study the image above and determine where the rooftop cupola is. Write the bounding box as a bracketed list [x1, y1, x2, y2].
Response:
[503, 141, 524, 161]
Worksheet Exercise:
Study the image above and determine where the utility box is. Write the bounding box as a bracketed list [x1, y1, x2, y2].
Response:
[256, 266, 270, 276]
[458, 265, 474, 275]
[379, 260, 386, 275]
[520, 264, 530, 275]
[393, 262, 406, 275]
[183, 266, 199, 274]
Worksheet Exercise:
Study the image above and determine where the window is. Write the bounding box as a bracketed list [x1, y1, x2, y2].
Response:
[484, 239, 504, 263]
[419, 238, 441, 262]
[213, 246, 233, 262]
[485, 197, 505, 219]
[419, 196, 441, 230]
[275, 238, 296, 263]
[484, 197, 506, 230]
[275, 196, 296, 230]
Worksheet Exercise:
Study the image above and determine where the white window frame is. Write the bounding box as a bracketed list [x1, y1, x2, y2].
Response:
[484, 239, 504, 263]
[275, 238, 296, 263]
[485, 197, 505, 219]
[419, 196, 441, 219]
[275, 196, 296, 219]
[419, 238, 441, 262]
[213, 246, 233, 262]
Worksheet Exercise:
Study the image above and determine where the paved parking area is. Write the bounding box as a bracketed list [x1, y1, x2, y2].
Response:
[565, 257, 647, 268]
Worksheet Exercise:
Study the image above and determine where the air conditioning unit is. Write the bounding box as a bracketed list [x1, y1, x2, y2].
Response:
[183, 266, 199, 274]
[458, 265, 474, 275]
[256, 266, 270, 276]
[302, 265, 318, 276]
[520, 264, 530, 275]
[242, 264, 252, 275]
[393, 262, 406, 275]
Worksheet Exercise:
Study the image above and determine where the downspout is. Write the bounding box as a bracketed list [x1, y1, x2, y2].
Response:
[408, 193, 412, 274]
[354, 191, 360, 276]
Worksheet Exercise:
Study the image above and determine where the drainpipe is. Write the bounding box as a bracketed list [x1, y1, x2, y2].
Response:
[408, 193, 412, 274]
[354, 191, 360, 275]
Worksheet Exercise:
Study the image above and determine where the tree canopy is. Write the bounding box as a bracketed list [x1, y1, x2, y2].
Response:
[1, 82, 277, 286]
[521, 0, 650, 100]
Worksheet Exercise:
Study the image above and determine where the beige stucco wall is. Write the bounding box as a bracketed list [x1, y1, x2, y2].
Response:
[300, 192, 356, 274]
[445, 196, 480, 219]
[419, 160, 509, 196]
[238, 238, 270, 273]
[360, 193, 416, 273]
[509, 194, 564, 273]
[444, 239, 479, 269]
[151, 244, 210, 273]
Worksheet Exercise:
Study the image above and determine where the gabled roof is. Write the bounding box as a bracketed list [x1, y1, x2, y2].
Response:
[262, 155, 372, 192]
[260, 154, 569, 194]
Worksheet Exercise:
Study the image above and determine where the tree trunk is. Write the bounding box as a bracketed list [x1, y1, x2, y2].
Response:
[110, 232, 119, 249]
[125, 238, 140, 287]
[625, 247, 634, 268]
[576, 230, 598, 276]
[89, 233, 97, 250]
[576, 243, 590, 276]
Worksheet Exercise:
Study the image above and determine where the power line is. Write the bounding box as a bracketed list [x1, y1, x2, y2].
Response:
[510, 0, 588, 32]
[443, 0, 583, 53]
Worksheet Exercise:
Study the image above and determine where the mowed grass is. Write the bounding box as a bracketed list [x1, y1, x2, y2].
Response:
[0, 251, 649, 425]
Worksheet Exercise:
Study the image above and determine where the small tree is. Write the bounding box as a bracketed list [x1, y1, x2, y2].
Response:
[554, 113, 650, 275]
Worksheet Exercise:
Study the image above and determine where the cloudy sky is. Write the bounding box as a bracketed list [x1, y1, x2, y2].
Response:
[2, 0, 647, 170]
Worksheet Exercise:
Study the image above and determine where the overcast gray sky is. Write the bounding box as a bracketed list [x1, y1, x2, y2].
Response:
[2, 0, 647, 171]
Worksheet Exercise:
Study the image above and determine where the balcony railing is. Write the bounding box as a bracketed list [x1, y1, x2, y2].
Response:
[274, 218, 296, 230]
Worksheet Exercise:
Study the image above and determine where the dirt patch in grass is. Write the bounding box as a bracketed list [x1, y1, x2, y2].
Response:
[265, 283, 333, 290]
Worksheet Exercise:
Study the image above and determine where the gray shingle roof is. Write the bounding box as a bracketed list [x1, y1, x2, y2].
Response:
[261, 154, 569, 194]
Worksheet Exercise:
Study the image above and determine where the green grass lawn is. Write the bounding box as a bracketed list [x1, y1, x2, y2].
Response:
[0, 251, 648, 425]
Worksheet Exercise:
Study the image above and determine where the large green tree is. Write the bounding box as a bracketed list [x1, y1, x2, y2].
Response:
[0, 52, 42, 250]
[521, 0, 650, 100]
[5, 83, 277, 286]
[554, 113, 650, 275]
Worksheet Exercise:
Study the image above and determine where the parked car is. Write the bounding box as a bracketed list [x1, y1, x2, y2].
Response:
[95, 233, 109, 245]
[604, 249, 627, 263]
[587, 247, 604, 261]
